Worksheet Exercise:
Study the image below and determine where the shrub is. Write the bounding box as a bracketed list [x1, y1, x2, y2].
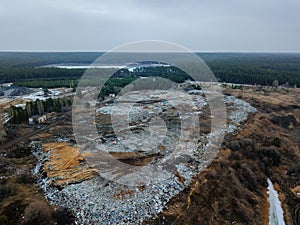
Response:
[239, 163, 258, 191]
[260, 147, 281, 166]
[16, 172, 35, 184]
[0, 184, 16, 202]
[232, 161, 241, 170]
[272, 137, 281, 147]
[23, 200, 51, 225]
[0, 215, 12, 225]
[54, 207, 75, 225]
[6, 143, 31, 158]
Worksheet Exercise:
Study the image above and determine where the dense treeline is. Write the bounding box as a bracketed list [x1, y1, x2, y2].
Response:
[1, 52, 300, 87]
[0, 52, 101, 68]
[14, 78, 79, 88]
[9, 97, 73, 124]
[125, 66, 191, 83]
[207, 53, 300, 86]
[0, 52, 99, 82]
[0, 67, 84, 82]
[12, 66, 191, 90]
[98, 66, 191, 98]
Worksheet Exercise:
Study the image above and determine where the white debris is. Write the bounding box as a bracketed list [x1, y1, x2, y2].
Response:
[33, 89, 257, 225]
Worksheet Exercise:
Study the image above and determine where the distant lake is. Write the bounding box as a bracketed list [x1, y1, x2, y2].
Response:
[40, 64, 127, 69]
[40, 62, 170, 70]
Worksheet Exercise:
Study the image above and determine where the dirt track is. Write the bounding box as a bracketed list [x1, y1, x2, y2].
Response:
[0, 118, 68, 151]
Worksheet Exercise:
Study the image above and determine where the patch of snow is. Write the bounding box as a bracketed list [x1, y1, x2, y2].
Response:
[267, 178, 286, 225]
[15, 103, 26, 108]
[21, 88, 62, 101]
[2, 113, 10, 124]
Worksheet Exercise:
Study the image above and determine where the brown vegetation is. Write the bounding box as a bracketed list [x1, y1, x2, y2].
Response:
[1, 86, 299, 225]
[43, 142, 97, 187]
[23, 200, 52, 225]
[0, 113, 76, 225]
[145, 87, 300, 225]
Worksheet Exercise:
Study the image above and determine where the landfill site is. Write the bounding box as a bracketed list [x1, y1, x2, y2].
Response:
[32, 83, 257, 224]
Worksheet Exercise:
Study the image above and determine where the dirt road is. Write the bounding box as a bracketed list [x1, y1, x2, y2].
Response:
[0, 118, 68, 151]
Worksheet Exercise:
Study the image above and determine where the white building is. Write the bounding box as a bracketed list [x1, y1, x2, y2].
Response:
[29, 115, 47, 124]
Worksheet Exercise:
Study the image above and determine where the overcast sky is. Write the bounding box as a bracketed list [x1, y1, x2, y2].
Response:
[0, 0, 299, 52]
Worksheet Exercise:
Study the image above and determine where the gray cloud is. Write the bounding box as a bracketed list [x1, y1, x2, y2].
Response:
[0, 0, 299, 52]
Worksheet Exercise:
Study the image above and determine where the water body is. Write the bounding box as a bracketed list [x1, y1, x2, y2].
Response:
[267, 178, 286, 225]
[41, 64, 126, 69]
[41, 62, 170, 70]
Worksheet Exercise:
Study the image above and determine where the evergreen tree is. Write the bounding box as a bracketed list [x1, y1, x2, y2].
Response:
[43, 87, 49, 97]
[25, 102, 33, 117]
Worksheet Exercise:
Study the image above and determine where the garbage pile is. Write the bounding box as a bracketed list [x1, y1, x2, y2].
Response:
[33, 87, 257, 225]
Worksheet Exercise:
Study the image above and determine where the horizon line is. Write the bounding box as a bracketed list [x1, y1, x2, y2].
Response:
[0, 50, 300, 54]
